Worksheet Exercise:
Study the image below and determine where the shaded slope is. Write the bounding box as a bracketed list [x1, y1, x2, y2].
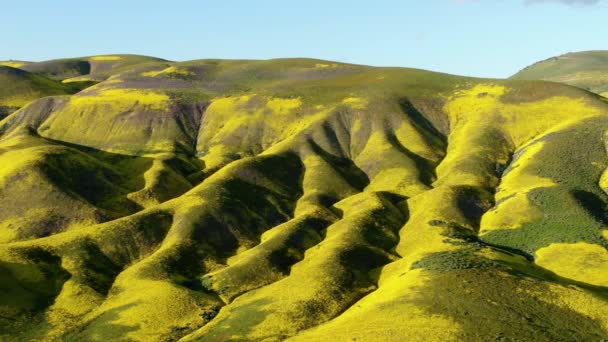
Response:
[0, 57, 607, 341]
[19, 54, 169, 82]
[512, 50, 608, 96]
[0, 54, 169, 120]
[0, 66, 77, 118]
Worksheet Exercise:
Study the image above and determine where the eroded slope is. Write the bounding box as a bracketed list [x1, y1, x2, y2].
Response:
[0, 58, 607, 341]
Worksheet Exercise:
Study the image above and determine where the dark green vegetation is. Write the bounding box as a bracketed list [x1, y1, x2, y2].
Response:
[0, 54, 607, 341]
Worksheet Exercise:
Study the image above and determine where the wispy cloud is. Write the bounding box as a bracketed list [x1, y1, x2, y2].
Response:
[524, 0, 600, 5]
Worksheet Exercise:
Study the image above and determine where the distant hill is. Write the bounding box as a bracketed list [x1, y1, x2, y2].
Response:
[0, 55, 607, 341]
[17, 54, 169, 82]
[512, 50, 608, 97]
[0, 65, 75, 119]
[0, 54, 169, 118]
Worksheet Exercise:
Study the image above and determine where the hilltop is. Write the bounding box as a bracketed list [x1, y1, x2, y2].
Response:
[2, 54, 168, 82]
[0, 55, 607, 341]
[512, 50, 608, 97]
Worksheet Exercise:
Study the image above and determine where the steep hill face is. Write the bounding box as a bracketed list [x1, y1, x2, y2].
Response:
[512, 50, 608, 97]
[0, 57, 607, 341]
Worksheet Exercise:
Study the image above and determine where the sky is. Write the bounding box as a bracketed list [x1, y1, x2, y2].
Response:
[1, 0, 607, 78]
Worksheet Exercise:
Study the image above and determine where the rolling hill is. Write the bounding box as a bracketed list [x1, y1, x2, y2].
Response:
[16, 54, 169, 82]
[512, 50, 608, 97]
[0, 54, 170, 119]
[0, 66, 77, 120]
[0, 55, 607, 341]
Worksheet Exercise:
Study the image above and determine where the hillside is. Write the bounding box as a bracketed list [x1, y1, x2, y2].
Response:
[0, 66, 78, 120]
[0, 54, 170, 120]
[512, 50, 608, 97]
[16, 54, 169, 82]
[0, 56, 607, 341]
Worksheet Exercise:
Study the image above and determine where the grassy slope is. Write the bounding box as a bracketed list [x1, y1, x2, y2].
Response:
[512, 50, 608, 96]
[0, 57, 607, 341]
[17, 54, 169, 82]
[0, 66, 78, 119]
[0, 54, 170, 123]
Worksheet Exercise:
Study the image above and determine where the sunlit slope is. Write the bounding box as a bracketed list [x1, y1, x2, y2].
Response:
[0, 58, 607, 341]
[512, 50, 608, 96]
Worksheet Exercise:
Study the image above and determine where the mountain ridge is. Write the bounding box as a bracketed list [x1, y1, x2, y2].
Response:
[0, 54, 607, 341]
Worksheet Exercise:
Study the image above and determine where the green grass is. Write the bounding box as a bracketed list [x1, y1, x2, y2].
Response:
[0, 66, 82, 111]
[1, 55, 608, 341]
[512, 50, 608, 94]
[19, 54, 168, 81]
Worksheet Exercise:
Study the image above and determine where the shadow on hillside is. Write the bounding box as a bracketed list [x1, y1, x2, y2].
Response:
[412, 250, 608, 341]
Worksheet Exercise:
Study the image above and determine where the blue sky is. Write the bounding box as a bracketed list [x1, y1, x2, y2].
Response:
[1, 0, 606, 78]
